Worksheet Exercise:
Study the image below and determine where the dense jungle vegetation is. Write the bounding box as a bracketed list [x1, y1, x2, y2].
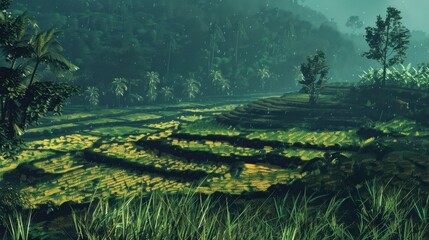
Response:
[8, 0, 367, 105]
[8, 0, 429, 105]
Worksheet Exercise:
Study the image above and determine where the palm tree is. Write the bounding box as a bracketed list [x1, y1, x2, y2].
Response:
[85, 86, 99, 109]
[257, 67, 271, 89]
[1, 12, 38, 69]
[1, 12, 35, 127]
[127, 78, 144, 104]
[146, 71, 160, 102]
[0, 1, 81, 157]
[210, 70, 230, 95]
[160, 86, 174, 102]
[112, 77, 128, 106]
[233, 20, 248, 66]
[20, 29, 79, 126]
[183, 74, 200, 100]
[27, 29, 79, 89]
[207, 23, 225, 74]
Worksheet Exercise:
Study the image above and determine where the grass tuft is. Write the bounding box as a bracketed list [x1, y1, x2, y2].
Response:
[2, 180, 429, 239]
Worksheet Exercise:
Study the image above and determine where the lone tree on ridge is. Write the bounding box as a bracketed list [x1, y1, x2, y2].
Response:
[363, 7, 410, 88]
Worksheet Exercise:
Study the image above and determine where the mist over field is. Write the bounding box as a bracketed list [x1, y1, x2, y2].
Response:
[301, 0, 429, 33]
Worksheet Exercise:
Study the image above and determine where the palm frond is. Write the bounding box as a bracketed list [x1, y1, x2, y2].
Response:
[43, 52, 79, 72]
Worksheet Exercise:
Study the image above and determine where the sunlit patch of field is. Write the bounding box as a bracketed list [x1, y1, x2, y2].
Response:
[84, 126, 156, 136]
[20, 154, 191, 206]
[26, 134, 100, 151]
[0, 150, 57, 179]
[90, 142, 229, 175]
[117, 113, 163, 122]
[167, 138, 261, 157]
[279, 148, 327, 161]
[26, 123, 79, 134]
[5, 99, 304, 207]
[7, 94, 422, 208]
[200, 163, 304, 194]
[183, 104, 240, 113]
[177, 119, 241, 137]
[246, 128, 361, 149]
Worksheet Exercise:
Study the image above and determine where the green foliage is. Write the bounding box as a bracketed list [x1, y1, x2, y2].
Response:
[0, 0, 81, 158]
[66, 181, 429, 239]
[354, 180, 426, 239]
[127, 78, 144, 104]
[178, 119, 239, 136]
[363, 7, 410, 88]
[359, 68, 382, 87]
[346, 16, 363, 33]
[111, 77, 128, 106]
[2, 210, 32, 240]
[0, 0, 12, 11]
[0, 185, 31, 240]
[299, 50, 329, 105]
[257, 67, 271, 89]
[359, 64, 429, 89]
[111, 77, 128, 97]
[146, 71, 160, 102]
[0, 186, 27, 216]
[182, 74, 200, 100]
[12, 0, 360, 101]
[2, 181, 428, 239]
[21, 82, 81, 123]
[210, 70, 230, 95]
[26, 28, 79, 89]
[0, 130, 23, 158]
[85, 86, 99, 108]
[160, 86, 174, 102]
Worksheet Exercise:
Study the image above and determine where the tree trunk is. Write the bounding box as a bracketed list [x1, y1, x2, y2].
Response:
[382, 22, 391, 88]
[0, 96, 4, 121]
[167, 41, 172, 79]
[11, 59, 16, 69]
[309, 83, 316, 105]
[211, 39, 216, 71]
[20, 60, 41, 128]
[235, 31, 239, 66]
[28, 60, 40, 89]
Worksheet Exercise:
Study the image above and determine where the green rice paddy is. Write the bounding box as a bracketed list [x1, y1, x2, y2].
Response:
[2, 94, 429, 209]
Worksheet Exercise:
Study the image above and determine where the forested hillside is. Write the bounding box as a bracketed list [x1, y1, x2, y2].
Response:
[11, 0, 362, 104]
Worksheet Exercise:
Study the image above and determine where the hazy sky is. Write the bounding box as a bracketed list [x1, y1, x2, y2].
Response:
[301, 0, 429, 34]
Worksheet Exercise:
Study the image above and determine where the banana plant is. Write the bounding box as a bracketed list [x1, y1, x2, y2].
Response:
[85, 86, 99, 109]
[160, 86, 174, 102]
[359, 68, 382, 86]
[146, 71, 160, 102]
[257, 67, 271, 89]
[111, 77, 128, 106]
[210, 70, 230, 95]
[183, 74, 200, 100]
[360, 64, 429, 90]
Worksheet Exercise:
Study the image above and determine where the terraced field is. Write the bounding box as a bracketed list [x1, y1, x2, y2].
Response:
[1, 94, 299, 207]
[2, 89, 429, 208]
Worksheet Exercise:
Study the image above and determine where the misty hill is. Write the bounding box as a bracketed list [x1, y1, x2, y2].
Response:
[10, 0, 364, 101]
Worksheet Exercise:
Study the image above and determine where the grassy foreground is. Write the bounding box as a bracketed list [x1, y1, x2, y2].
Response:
[1, 180, 429, 239]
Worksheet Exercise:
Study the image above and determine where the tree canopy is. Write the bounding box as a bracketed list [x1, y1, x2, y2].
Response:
[363, 7, 410, 88]
[346, 16, 363, 33]
[0, 0, 81, 158]
[299, 50, 329, 105]
[10, 0, 359, 103]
